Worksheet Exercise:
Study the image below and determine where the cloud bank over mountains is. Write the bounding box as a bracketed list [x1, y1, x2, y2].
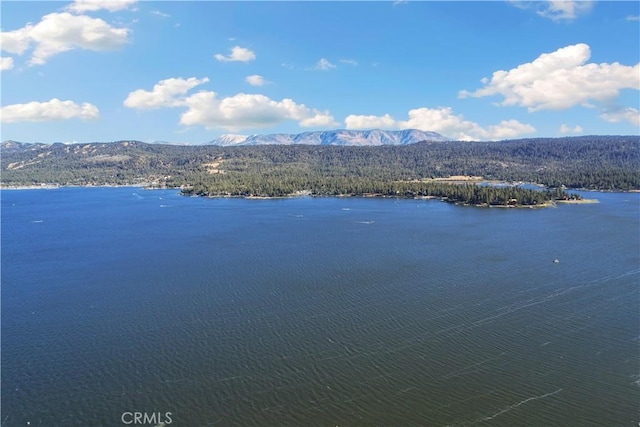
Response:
[123, 77, 338, 132]
[120, 77, 535, 140]
[345, 108, 536, 141]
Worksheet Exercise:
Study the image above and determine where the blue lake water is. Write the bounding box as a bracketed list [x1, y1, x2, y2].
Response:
[1, 188, 639, 426]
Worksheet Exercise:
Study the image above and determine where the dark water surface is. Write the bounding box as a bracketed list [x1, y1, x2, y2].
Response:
[2, 188, 638, 426]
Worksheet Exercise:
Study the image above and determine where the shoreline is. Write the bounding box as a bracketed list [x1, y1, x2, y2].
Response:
[554, 198, 599, 204]
[188, 192, 575, 208]
[2, 179, 636, 195]
[0, 183, 156, 190]
[1, 183, 628, 208]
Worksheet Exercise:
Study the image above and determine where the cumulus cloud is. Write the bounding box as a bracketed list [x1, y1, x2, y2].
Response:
[345, 107, 535, 141]
[123, 77, 209, 109]
[559, 124, 584, 134]
[459, 43, 640, 112]
[0, 12, 129, 65]
[124, 77, 337, 131]
[344, 114, 397, 130]
[600, 107, 640, 127]
[509, 1, 593, 21]
[298, 112, 337, 128]
[0, 98, 99, 123]
[66, 0, 137, 13]
[0, 57, 14, 70]
[0, 27, 31, 56]
[316, 58, 336, 70]
[214, 46, 256, 62]
[246, 74, 266, 86]
[180, 92, 337, 131]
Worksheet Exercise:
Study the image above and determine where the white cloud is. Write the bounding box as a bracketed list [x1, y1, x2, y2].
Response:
[123, 77, 209, 109]
[246, 75, 266, 86]
[339, 59, 358, 66]
[345, 107, 535, 141]
[181, 92, 337, 131]
[0, 98, 99, 123]
[559, 124, 584, 134]
[481, 119, 536, 140]
[0, 57, 14, 70]
[299, 112, 337, 128]
[316, 58, 336, 70]
[600, 107, 640, 127]
[0, 12, 129, 65]
[344, 114, 397, 130]
[626, 15, 640, 21]
[538, 1, 593, 21]
[66, 0, 137, 13]
[509, 1, 593, 21]
[459, 43, 640, 112]
[214, 46, 256, 62]
[124, 77, 337, 131]
[0, 27, 31, 55]
[150, 10, 170, 18]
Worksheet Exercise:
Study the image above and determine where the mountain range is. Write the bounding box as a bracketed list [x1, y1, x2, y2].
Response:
[1, 129, 448, 147]
[206, 129, 448, 146]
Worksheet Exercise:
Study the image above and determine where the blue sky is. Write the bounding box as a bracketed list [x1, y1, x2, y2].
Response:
[1, 0, 639, 143]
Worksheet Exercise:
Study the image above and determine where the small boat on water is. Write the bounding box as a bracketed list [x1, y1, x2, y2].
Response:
[553, 259, 560, 263]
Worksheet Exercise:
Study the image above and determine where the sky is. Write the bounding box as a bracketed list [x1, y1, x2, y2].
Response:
[1, 0, 639, 144]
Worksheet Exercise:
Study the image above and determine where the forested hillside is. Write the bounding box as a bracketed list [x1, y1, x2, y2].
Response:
[2, 135, 638, 205]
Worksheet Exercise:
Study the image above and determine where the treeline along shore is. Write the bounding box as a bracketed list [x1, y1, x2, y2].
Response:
[2, 135, 638, 207]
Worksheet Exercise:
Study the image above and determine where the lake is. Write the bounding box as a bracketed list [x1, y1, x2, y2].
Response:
[1, 188, 638, 426]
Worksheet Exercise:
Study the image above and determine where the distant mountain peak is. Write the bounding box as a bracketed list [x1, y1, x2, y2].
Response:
[212, 134, 249, 146]
[207, 129, 448, 146]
